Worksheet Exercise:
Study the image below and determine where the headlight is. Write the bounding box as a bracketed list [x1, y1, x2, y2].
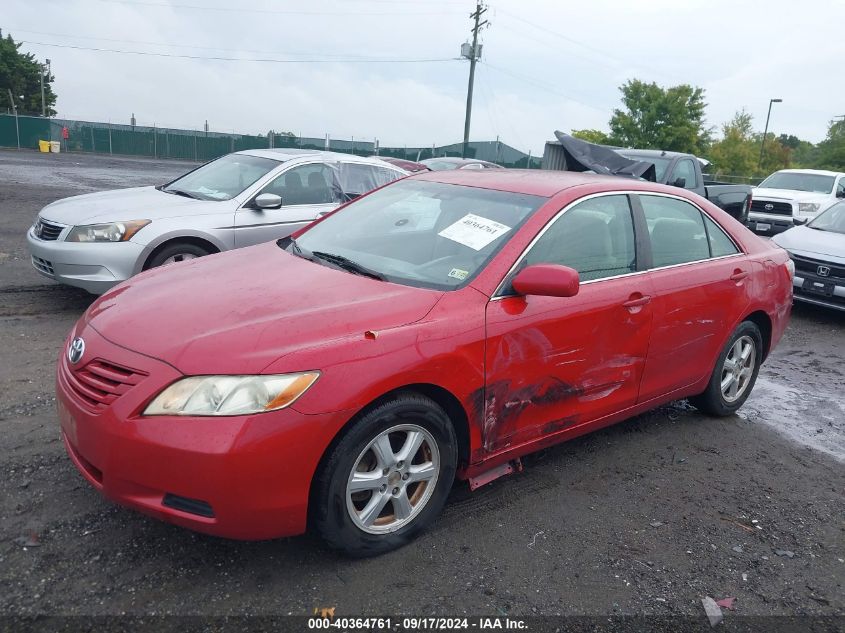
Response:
[797, 203, 820, 215]
[66, 220, 150, 242]
[143, 372, 320, 416]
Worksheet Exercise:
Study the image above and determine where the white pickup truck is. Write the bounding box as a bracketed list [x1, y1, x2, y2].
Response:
[748, 169, 845, 235]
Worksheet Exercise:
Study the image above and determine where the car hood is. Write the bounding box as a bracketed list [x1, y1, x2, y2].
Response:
[39, 186, 223, 225]
[81, 242, 443, 375]
[752, 188, 830, 204]
[772, 226, 845, 262]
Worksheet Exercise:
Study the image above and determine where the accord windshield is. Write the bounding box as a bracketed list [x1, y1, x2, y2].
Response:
[808, 201, 845, 234]
[758, 172, 835, 194]
[162, 154, 279, 201]
[288, 180, 546, 290]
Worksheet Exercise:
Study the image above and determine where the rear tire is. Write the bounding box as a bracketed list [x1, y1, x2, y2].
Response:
[312, 394, 457, 557]
[146, 242, 211, 269]
[690, 321, 763, 416]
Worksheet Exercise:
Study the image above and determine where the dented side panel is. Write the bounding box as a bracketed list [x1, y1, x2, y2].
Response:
[479, 276, 654, 460]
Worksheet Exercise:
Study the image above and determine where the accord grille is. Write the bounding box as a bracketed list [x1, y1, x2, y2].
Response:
[34, 219, 65, 240]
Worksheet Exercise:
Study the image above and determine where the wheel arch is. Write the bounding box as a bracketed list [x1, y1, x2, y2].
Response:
[307, 382, 471, 523]
[141, 235, 221, 270]
[742, 309, 773, 361]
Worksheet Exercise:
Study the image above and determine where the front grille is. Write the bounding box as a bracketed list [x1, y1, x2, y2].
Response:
[31, 255, 54, 276]
[35, 219, 65, 240]
[64, 358, 147, 411]
[792, 254, 845, 280]
[750, 199, 792, 216]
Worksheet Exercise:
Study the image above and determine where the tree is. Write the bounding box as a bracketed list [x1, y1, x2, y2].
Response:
[571, 129, 610, 145]
[0, 29, 56, 116]
[708, 110, 758, 178]
[608, 79, 710, 154]
[813, 118, 845, 171]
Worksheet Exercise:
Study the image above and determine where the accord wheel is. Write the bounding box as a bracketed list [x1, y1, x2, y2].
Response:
[313, 394, 457, 556]
[147, 242, 212, 269]
[691, 320, 763, 416]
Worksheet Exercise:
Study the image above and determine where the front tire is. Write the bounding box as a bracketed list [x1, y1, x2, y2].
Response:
[690, 321, 763, 416]
[312, 394, 457, 557]
[146, 242, 211, 269]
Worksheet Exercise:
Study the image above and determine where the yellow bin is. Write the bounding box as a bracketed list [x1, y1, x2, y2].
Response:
[38, 140, 50, 153]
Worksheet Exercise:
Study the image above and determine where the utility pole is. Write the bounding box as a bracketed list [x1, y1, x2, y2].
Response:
[40, 59, 51, 117]
[7, 88, 20, 149]
[462, 1, 487, 158]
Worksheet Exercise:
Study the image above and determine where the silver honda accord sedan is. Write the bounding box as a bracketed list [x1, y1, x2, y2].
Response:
[26, 149, 407, 294]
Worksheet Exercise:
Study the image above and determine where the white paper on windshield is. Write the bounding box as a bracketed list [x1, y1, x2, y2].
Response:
[438, 213, 512, 251]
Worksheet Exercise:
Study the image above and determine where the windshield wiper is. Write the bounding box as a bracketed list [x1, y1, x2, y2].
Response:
[311, 251, 386, 281]
[163, 188, 199, 199]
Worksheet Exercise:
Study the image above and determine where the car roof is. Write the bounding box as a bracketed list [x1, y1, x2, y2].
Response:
[410, 168, 663, 197]
[236, 148, 395, 166]
[769, 168, 845, 177]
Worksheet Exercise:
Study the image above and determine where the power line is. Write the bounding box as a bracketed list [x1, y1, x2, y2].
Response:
[20, 40, 459, 64]
[99, 0, 465, 16]
[8, 28, 431, 60]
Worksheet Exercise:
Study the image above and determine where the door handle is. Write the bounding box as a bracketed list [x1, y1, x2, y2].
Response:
[730, 269, 749, 282]
[622, 294, 651, 308]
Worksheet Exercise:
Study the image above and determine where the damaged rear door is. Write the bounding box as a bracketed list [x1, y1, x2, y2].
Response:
[482, 193, 653, 455]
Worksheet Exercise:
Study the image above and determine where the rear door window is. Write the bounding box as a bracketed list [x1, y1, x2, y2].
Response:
[702, 214, 740, 257]
[640, 195, 710, 267]
[338, 163, 404, 200]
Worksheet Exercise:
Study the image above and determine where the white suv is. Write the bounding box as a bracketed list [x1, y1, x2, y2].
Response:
[748, 169, 845, 235]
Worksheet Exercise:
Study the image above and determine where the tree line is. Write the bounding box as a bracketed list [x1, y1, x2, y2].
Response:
[573, 79, 844, 180]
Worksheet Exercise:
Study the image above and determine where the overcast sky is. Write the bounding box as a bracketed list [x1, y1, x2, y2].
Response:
[5, 0, 845, 154]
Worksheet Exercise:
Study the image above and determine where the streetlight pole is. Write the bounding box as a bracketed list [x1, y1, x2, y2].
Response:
[759, 98, 782, 168]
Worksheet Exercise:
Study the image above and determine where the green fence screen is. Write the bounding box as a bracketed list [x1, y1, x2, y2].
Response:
[0, 113, 541, 168]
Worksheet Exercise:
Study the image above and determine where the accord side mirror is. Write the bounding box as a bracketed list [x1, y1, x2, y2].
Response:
[836, 189, 845, 199]
[671, 177, 686, 188]
[255, 193, 282, 210]
[512, 264, 580, 298]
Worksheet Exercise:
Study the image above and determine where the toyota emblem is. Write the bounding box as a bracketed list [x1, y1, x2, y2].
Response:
[817, 265, 831, 277]
[68, 337, 85, 364]
[764, 203, 774, 211]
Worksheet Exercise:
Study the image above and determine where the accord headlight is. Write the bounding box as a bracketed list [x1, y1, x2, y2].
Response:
[797, 203, 820, 215]
[143, 372, 320, 416]
[66, 220, 151, 242]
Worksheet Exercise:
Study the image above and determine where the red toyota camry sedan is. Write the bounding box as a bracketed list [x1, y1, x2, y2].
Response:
[57, 170, 793, 556]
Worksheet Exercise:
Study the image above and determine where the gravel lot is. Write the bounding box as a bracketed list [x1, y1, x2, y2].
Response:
[0, 150, 842, 625]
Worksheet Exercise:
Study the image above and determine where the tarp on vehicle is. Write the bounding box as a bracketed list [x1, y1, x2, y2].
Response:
[552, 131, 657, 181]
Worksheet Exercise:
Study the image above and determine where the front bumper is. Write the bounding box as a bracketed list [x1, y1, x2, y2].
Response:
[747, 213, 804, 235]
[57, 324, 349, 540]
[792, 273, 845, 312]
[27, 226, 144, 294]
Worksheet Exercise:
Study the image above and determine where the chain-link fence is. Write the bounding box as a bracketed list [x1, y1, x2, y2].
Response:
[0, 113, 542, 168]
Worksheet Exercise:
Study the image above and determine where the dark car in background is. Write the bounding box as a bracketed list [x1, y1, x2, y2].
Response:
[376, 157, 431, 173]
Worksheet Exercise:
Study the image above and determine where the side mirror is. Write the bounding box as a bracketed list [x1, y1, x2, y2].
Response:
[512, 264, 580, 298]
[254, 193, 282, 210]
[671, 177, 686, 188]
[836, 189, 845, 199]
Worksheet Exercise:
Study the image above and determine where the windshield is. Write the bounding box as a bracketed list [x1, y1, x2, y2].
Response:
[808, 201, 845, 234]
[758, 172, 835, 194]
[290, 180, 546, 290]
[163, 154, 279, 201]
[617, 153, 672, 181]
